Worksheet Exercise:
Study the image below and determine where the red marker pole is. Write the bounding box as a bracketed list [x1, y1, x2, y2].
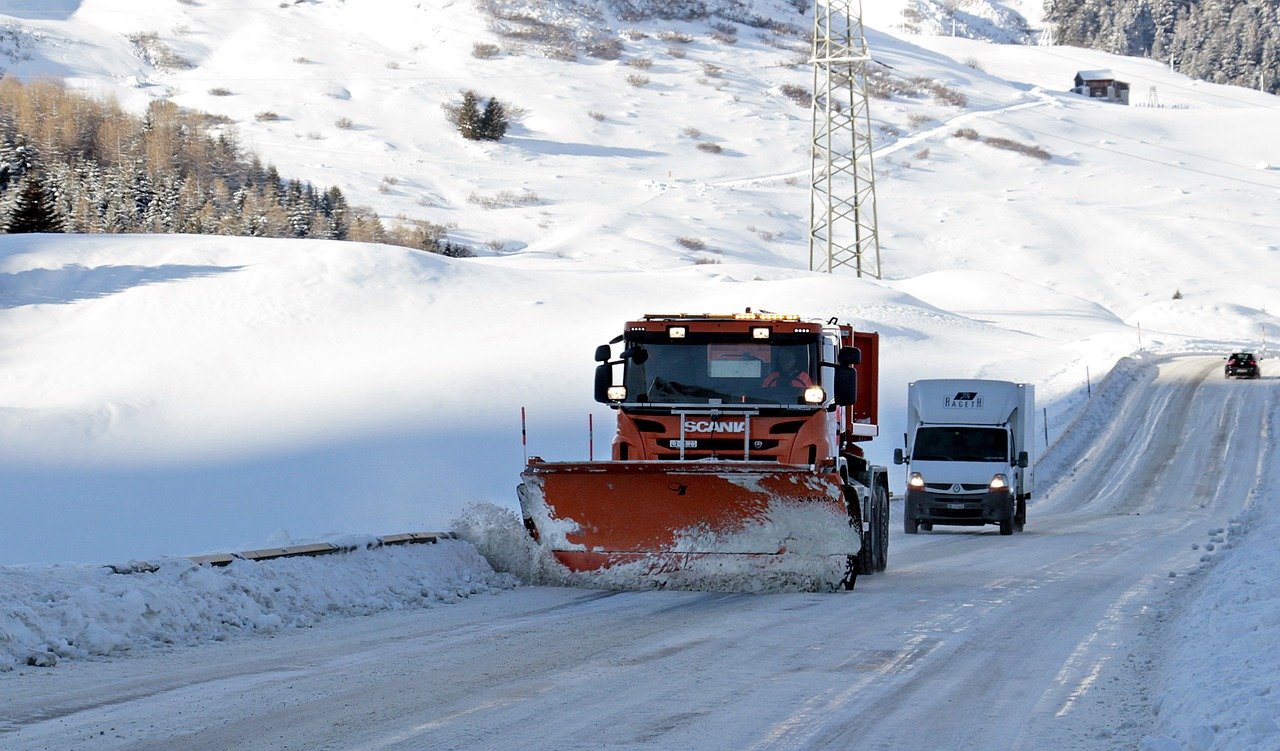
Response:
[589, 414, 594, 461]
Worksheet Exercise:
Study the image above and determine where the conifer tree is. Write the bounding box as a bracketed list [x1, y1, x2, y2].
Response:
[456, 90, 482, 140]
[5, 172, 63, 234]
[479, 98, 510, 141]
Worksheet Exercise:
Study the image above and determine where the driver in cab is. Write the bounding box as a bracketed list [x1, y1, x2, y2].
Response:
[762, 349, 813, 389]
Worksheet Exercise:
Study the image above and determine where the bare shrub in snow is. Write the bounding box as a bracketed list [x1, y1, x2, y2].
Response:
[779, 84, 810, 107]
[682, 126, 702, 138]
[710, 22, 738, 44]
[306, 131, 323, 140]
[208, 87, 233, 96]
[255, 111, 280, 122]
[626, 74, 650, 88]
[880, 123, 902, 137]
[982, 136, 1050, 160]
[588, 110, 605, 121]
[472, 42, 501, 59]
[293, 56, 313, 64]
[953, 127, 979, 140]
[676, 236, 706, 250]
[667, 46, 687, 59]
[627, 56, 654, 69]
[385, 61, 400, 70]
[963, 56, 985, 72]
[693, 255, 722, 264]
[467, 189, 541, 209]
[660, 30, 694, 44]
[128, 32, 193, 71]
[378, 176, 399, 193]
[701, 62, 724, 78]
[914, 147, 931, 160]
[696, 141, 723, 154]
[587, 38, 623, 60]
[907, 113, 932, 129]
[335, 117, 355, 130]
[544, 43, 576, 61]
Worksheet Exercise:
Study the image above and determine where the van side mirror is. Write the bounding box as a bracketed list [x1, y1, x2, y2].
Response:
[893, 448, 905, 465]
[1017, 451, 1029, 469]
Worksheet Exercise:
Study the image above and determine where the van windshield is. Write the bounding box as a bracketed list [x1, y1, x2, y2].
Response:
[913, 427, 1008, 462]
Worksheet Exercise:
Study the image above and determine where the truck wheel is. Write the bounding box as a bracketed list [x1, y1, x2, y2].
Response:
[920, 521, 933, 532]
[875, 486, 890, 571]
[1015, 498, 1026, 533]
[999, 517, 1014, 535]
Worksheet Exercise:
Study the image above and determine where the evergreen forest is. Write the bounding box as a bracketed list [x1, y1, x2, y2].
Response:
[1046, 0, 1280, 94]
[0, 78, 468, 256]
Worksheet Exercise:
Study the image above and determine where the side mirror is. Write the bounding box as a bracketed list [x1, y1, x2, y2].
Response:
[837, 346, 861, 366]
[833, 367, 857, 406]
[594, 363, 613, 403]
[893, 448, 905, 465]
[1017, 451, 1029, 469]
[594, 344, 611, 363]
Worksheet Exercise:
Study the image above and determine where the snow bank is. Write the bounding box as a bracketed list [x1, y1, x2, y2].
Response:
[0, 540, 517, 670]
[1141, 397, 1280, 751]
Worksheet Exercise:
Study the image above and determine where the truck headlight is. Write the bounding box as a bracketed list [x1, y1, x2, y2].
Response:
[606, 386, 627, 401]
[803, 385, 825, 404]
[908, 472, 925, 489]
[989, 473, 1009, 490]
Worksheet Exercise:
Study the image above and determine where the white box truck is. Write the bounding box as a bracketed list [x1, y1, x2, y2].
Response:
[893, 380, 1034, 536]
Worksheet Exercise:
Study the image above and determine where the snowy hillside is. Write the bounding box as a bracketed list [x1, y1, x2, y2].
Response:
[3, 2, 1280, 748]
[2, 0, 1275, 565]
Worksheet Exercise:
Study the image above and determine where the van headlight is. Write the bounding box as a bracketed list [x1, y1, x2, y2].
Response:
[989, 473, 1009, 490]
[908, 472, 925, 489]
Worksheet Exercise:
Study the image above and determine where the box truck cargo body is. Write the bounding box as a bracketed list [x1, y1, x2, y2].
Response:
[894, 380, 1034, 536]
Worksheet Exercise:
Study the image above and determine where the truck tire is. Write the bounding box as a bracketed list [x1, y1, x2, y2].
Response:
[875, 486, 890, 571]
[904, 498, 919, 534]
[1015, 498, 1026, 533]
[920, 521, 932, 532]
[858, 486, 890, 573]
[999, 517, 1014, 535]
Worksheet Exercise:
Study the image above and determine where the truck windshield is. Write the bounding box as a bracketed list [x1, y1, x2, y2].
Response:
[623, 340, 818, 405]
[913, 427, 1008, 462]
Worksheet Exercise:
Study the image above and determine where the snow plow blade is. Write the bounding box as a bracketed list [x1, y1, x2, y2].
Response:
[517, 459, 860, 591]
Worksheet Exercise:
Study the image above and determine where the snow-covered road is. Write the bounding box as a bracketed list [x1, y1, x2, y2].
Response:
[2, 356, 1272, 750]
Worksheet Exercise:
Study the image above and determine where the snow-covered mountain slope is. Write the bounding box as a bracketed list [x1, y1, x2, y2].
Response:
[2, 0, 1277, 565]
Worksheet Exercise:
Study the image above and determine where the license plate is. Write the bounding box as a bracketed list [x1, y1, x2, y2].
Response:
[947, 503, 966, 509]
[671, 440, 699, 448]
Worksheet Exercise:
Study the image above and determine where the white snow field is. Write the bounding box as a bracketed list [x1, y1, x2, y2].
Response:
[2, 0, 1279, 749]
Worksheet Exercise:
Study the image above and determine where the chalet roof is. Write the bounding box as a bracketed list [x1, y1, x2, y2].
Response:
[1076, 69, 1117, 82]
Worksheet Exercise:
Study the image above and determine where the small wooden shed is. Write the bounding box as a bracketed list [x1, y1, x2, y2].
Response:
[1072, 70, 1130, 105]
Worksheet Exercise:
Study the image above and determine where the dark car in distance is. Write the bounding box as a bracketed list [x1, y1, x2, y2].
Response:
[1225, 352, 1261, 379]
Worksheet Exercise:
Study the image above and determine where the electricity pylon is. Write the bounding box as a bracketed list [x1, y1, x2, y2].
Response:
[809, 0, 881, 278]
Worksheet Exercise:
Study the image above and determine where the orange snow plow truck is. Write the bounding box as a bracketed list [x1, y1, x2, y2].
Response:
[517, 312, 889, 591]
